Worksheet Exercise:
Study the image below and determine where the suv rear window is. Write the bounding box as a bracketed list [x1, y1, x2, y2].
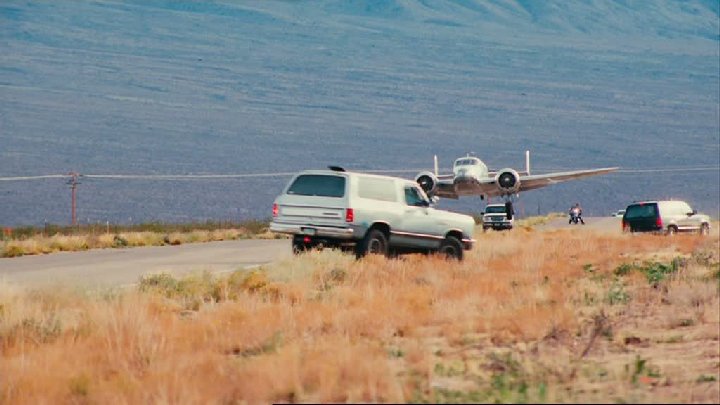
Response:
[287, 175, 346, 198]
[624, 203, 658, 219]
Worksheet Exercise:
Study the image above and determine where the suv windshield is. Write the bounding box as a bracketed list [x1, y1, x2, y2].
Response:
[624, 203, 657, 219]
[287, 175, 346, 198]
[485, 206, 506, 214]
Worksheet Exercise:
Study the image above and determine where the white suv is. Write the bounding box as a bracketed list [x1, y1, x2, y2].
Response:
[270, 168, 476, 260]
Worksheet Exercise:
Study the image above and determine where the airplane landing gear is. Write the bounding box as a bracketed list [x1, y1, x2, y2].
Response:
[504, 200, 514, 220]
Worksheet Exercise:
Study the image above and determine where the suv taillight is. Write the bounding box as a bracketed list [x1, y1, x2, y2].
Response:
[345, 208, 354, 223]
[655, 216, 662, 229]
[272, 203, 278, 217]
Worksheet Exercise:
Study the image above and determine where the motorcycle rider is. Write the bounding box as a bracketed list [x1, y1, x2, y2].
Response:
[569, 202, 585, 224]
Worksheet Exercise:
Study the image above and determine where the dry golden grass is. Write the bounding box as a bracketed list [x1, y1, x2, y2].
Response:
[0, 227, 282, 258]
[1, 226, 718, 403]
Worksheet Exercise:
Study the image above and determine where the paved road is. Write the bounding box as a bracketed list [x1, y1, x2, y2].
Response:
[0, 239, 291, 289]
[537, 216, 623, 233]
[0, 217, 623, 290]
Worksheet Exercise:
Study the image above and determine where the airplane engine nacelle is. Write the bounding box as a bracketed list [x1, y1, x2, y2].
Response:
[415, 171, 438, 197]
[494, 168, 521, 194]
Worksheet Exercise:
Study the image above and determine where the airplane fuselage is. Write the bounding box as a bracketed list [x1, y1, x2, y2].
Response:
[452, 156, 488, 196]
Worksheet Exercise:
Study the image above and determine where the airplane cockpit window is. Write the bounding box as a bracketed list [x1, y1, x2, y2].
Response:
[455, 158, 478, 166]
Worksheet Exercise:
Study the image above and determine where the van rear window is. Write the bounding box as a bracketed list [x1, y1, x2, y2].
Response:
[624, 204, 657, 219]
[287, 175, 346, 198]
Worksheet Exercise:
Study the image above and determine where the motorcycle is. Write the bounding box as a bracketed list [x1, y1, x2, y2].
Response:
[569, 208, 584, 225]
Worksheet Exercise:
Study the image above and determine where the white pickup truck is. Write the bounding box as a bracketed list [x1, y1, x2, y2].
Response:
[270, 167, 476, 260]
[481, 203, 514, 231]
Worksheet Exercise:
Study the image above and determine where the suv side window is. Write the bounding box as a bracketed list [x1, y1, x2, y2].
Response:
[358, 176, 397, 202]
[404, 186, 428, 207]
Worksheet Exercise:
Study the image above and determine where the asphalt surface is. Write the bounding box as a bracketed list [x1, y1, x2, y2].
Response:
[0, 239, 291, 289]
[0, 216, 624, 290]
[537, 215, 622, 232]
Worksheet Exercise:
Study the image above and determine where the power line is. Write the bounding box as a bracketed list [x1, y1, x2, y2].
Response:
[0, 166, 718, 182]
[0, 174, 68, 181]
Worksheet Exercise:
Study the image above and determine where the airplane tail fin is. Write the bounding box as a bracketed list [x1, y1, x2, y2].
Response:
[524, 150, 531, 175]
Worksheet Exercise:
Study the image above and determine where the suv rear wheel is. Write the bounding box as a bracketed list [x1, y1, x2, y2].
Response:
[667, 225, 678, 236]
[356, 229, 389, 258]
[700, 223, 710, 236]
[292, 235, 310, 255]
[439, 236, 463, 261]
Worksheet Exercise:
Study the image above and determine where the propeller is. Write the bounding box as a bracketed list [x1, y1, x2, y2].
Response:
[498, 172, 517, 188]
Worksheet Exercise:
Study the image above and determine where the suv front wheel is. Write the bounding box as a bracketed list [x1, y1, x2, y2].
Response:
[439, 235, 463, 261]
[356, 229, 389, 258]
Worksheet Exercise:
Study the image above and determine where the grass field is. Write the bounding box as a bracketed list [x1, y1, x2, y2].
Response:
[0, 220, 279, 258]
[1, 224, 718, 403]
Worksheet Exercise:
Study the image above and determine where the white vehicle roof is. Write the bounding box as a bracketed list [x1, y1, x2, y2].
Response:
[296, 169, 415, 184]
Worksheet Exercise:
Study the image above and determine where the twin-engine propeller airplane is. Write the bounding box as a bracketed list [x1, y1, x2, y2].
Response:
[414, 151, 618, 219]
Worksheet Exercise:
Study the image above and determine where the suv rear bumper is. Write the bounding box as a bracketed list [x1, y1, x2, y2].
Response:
[270, 221, 356, 239]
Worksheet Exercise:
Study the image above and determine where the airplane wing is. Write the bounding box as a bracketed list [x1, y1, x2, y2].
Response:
[476, 167, 618, 198]
[416, 167, 618, 199]
[420, 175, 458, 199]
[517, 167, 618, 192]
[419, 151, 617, 200]
[434, 178, 460, 199]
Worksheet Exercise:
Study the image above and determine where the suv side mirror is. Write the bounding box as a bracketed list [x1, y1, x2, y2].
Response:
[687, 210, 696, 216]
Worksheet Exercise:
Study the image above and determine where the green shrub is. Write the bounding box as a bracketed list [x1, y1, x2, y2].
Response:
[606, 279, 630, 305]
[613, 258, 684, 286]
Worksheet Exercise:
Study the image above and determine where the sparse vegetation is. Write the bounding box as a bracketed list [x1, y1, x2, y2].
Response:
[515, 211, 565, 228]
[0, 220, 281, 257]
[0, 223, 718, 403]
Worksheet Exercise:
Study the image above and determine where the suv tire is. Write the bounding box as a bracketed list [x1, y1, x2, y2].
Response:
[667, 225, 678, 236]
[356, 229, 389, 258]
[439, 235, 463, 261]
[700, 223, 710, 236]
[292, 235, 309, 255]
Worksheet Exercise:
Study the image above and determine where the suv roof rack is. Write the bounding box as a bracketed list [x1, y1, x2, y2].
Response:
[328, 166, 346, 172]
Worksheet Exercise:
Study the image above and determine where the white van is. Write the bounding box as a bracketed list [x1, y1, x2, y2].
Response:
[622, 200, 711, 235]
[270, 167, 476, 259]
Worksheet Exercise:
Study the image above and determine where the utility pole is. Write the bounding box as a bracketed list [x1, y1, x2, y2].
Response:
[67, 172, 80, 226]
